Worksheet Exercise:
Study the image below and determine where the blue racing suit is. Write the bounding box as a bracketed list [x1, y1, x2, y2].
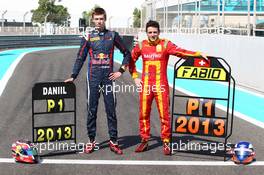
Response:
[71, 28, 131, 142]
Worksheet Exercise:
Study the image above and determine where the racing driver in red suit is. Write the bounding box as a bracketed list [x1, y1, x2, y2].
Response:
[129, 20, 208, 155]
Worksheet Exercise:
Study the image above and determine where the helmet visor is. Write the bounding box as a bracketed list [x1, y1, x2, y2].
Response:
[26, 148, 38, 156]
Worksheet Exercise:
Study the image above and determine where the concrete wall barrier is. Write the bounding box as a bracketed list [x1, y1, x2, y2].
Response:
[0, 35, 81, 49]
[0, 35, 134, 51]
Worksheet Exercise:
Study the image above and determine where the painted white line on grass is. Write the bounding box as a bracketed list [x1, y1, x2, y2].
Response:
[168, 65, 264, 99]
[168, 82, 264, 129]
[0, 158, 263, 166]
[0, 46, 78, 96]
[217, 104, 264, 130]
[215, 81, 264, 99]
[0, 52, 28, 96]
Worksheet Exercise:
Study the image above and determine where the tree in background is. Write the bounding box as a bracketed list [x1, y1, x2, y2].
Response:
[31, 0, 70, 26]
[82, 4, 101, 27]
[133, 8, 141, 28]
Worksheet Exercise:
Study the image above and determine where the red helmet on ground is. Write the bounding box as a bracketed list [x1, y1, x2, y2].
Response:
[11, 140, 39, 163]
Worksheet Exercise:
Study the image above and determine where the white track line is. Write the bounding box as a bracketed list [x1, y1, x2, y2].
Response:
[0, 158, 263, 166]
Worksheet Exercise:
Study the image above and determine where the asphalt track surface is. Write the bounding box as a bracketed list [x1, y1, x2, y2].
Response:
[0, 48, 264, 175]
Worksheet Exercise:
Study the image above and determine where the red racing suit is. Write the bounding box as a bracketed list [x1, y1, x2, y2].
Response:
[129, 39, 201, 142]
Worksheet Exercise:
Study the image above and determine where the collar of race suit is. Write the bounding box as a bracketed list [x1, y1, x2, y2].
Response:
[148, 37, 161, 46]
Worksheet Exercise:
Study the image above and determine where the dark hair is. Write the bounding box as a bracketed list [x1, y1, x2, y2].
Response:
[146, 20, 160, 32]
[92, 7, 107, 20]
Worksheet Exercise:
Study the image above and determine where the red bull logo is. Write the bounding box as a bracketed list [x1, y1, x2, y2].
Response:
[97, 53, 109, 59]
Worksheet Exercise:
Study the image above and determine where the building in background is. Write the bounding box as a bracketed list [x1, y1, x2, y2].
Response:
[142, 0, 264, 30]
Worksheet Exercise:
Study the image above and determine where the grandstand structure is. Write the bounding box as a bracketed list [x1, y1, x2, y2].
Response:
[141, 0, 264, 35]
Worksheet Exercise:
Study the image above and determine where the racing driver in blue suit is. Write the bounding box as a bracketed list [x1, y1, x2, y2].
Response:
[65, 7, 131, 155]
